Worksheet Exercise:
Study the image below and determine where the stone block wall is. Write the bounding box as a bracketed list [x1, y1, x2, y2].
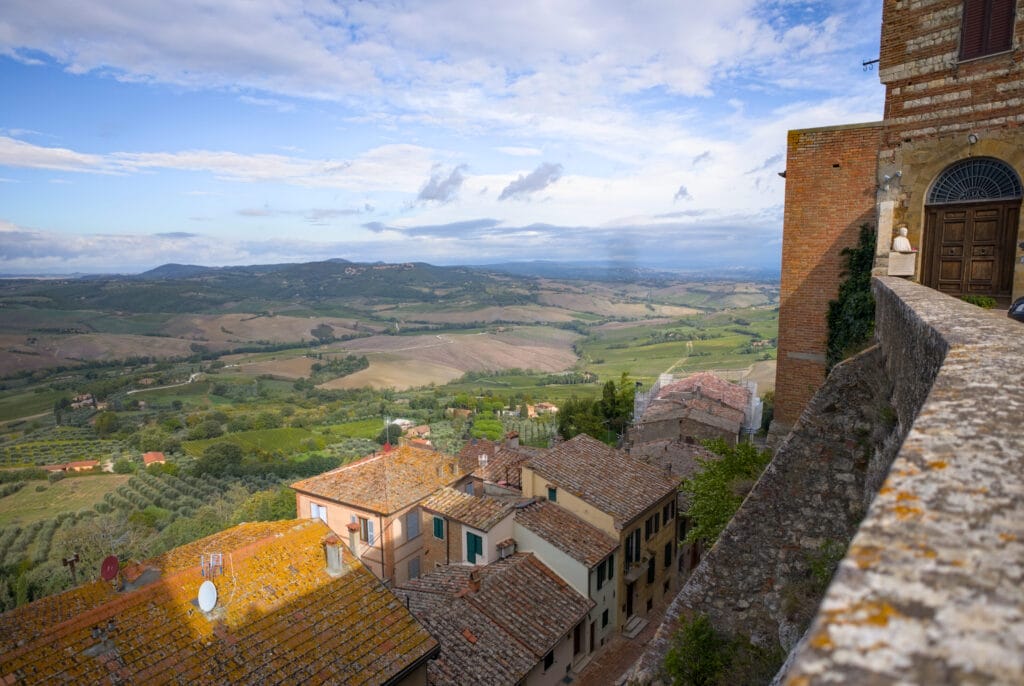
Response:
[773, 122, 883, 433]
[782, 277, 1024, 685]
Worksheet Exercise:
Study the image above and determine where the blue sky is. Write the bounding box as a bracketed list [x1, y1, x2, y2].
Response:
[0, 0, 884, 275]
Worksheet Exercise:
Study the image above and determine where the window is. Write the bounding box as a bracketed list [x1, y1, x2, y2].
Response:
[664, 542, 673, 568]
[433, 516, 445, 540]
[547, 486, 557, 502]
[358, 516, 370, 543]
[959, 0, 1016, 60]
[644, 516, 652, 541]
[625, 529, 641, 565]
[654, 512, 660, 534]
[573, 622, 583, 655]
[309, 502, 327, 523]
[663, 501, 672, 524]
[596, 560, 606, 590]
[543, 650, 554, 671]
[467, 532, 484, 563]
[607, 552, 614, 580]
[647, 556, 656, 584]
[405, 510, 420, 541]
[601, 609, 609, 628]
[464, 482, 474, 495]
[408, 556, 421, 579]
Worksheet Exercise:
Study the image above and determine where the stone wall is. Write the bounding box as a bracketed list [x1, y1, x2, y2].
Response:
[626, 277, 1024, 684]
[781, 277, 1024, 685]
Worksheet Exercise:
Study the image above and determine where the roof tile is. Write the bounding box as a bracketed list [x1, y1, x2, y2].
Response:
[514, 499, 618, 567]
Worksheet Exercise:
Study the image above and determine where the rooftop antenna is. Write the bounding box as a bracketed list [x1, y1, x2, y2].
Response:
[62, 553, 80, 584]
[862, 57, 880, 72]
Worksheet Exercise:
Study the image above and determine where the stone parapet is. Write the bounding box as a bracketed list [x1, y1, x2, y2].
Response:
[782, 277, 1024, 684]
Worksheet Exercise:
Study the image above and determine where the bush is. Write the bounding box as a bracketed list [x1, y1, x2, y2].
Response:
[113, 458, 137, 474]
[961, 294, 997, 308]
[664, 614, 785, 686]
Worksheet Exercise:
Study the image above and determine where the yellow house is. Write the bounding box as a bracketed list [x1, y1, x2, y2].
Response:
[522, 434, 681, 630]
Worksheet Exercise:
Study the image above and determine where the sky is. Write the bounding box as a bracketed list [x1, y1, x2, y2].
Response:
[0, 1, 885, 275]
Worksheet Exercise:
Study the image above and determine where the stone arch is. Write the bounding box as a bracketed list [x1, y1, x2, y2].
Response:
[922, 157, 1022, 301]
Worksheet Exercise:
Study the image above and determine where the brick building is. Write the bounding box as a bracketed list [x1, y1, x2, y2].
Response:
[773, 0, 1023, 436]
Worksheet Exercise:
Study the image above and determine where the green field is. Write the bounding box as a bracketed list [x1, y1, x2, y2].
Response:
[0, 387, 66, 423]
[183, 427, 324, 457]
[322, 418, 384, 440]
[0, 474, 131, 527]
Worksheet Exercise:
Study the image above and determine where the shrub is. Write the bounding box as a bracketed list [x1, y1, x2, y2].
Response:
[961, 294, 996, 309]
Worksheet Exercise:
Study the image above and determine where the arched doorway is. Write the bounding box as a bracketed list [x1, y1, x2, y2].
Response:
[922, 157, 1022, 302]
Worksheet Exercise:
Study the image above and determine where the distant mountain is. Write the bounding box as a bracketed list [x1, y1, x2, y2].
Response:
[138, 263, 219, 279]
[478, 260, 779, 283]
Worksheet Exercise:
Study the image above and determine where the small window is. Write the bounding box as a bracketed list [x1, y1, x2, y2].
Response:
[959, 0, 1016, 60]
[406, 510, 421, 541]
[654, 512, 660, 533]
[465, 482, 474, 495]
[647, 556, 656, 584]
[607, 552, 615, 580]
[433, 516, 445, 540]
[543, 650, 554, 671]
[644, 516, 652, 541]
[664, 542, 672, 568]
[359, 516, 370, 543]
[309, 502, 328, 524]
[596, 560, 606, 590]
[601, 609, 609, 628]
[547, 486, 557, 502]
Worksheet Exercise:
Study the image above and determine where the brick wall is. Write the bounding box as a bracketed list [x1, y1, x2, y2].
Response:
[773, 123, 883, 429]
[879, 0, 1024, 147]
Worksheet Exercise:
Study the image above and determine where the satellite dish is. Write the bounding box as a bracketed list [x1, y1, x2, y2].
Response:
[100, 555, 119, 582]
[198, 580, 217, 612]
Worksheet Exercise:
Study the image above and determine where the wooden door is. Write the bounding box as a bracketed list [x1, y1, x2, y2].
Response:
[923, 201, 1019, 301]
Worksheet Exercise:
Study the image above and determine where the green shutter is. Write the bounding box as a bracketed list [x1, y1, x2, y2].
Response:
[433, 516, 444, 539]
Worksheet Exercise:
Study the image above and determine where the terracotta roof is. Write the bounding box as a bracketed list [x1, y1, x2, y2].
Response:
[420, 487, 517, 532]
[65, 460, 99, 469]
[291, 444, 463, 514]
[526, 434, 680, 529]
[655, 371, 751, 413]
[457, 440, 537, 489]
[143, 451, 166, 465]
[514, 499, 618, 568]
[629, 439, 721, 508]
[397, 553, 592, 685]
[0, 519, 439, 685]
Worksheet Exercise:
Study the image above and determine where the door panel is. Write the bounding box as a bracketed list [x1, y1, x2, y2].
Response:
[924, 201, 1019, 300]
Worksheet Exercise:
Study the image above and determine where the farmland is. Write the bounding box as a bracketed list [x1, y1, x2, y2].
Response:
[0, 260, 779, 608]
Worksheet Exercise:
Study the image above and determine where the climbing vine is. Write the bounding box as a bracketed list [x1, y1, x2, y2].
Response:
[826, 224, 876, 371]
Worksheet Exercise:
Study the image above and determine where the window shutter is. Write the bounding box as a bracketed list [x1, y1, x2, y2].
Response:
[961, 0, 1017, 60]
[989, 0, 1016, 53]
[367, 519, 375, 545]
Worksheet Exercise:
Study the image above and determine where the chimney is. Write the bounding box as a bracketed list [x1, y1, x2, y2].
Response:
[468, 568, 481, 593]
[505, 431, 520, 449]
[478, 453, 489, 476]
[322, 534, 346, 577]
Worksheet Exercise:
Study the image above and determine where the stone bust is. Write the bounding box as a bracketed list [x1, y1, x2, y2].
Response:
[892, 226, 913, 252]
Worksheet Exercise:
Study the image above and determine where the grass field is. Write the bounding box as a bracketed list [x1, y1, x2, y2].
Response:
[183, 427, 323, 456]
[0, 474, 131, 527]
[0, 387, 65, 423]
[321, 418, 384, 440]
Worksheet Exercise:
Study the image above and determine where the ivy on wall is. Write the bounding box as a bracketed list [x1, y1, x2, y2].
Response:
[826, 224, 876, 371]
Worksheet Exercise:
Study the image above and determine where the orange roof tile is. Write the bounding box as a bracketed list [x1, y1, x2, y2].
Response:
[457, 440, 537, 489]
[292, 445, 463, 515]
[655, 371, 751, 412]
[514, 499, 618, 568]
[142, 452, 166, 465]
[420, 488, 517, 531]
[397, 553, 592, 685]
[526, 434, 680, 529]
[0, 520, 438, 685]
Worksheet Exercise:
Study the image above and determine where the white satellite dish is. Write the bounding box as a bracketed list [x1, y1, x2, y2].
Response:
[198, 580, 217, 612]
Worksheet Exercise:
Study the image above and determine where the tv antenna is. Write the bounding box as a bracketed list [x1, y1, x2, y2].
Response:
[62, 553, 80, 584]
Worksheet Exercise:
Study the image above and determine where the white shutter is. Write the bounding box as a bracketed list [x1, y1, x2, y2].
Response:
[368, 519, 375, 545]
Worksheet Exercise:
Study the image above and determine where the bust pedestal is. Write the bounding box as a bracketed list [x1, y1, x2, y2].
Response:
[888, 251, 916, 277]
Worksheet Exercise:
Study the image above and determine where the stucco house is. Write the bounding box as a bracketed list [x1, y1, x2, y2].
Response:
[291, 444, 464, 585]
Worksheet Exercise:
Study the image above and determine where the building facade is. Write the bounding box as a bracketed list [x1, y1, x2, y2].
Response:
[773, 0, 1023, 435]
